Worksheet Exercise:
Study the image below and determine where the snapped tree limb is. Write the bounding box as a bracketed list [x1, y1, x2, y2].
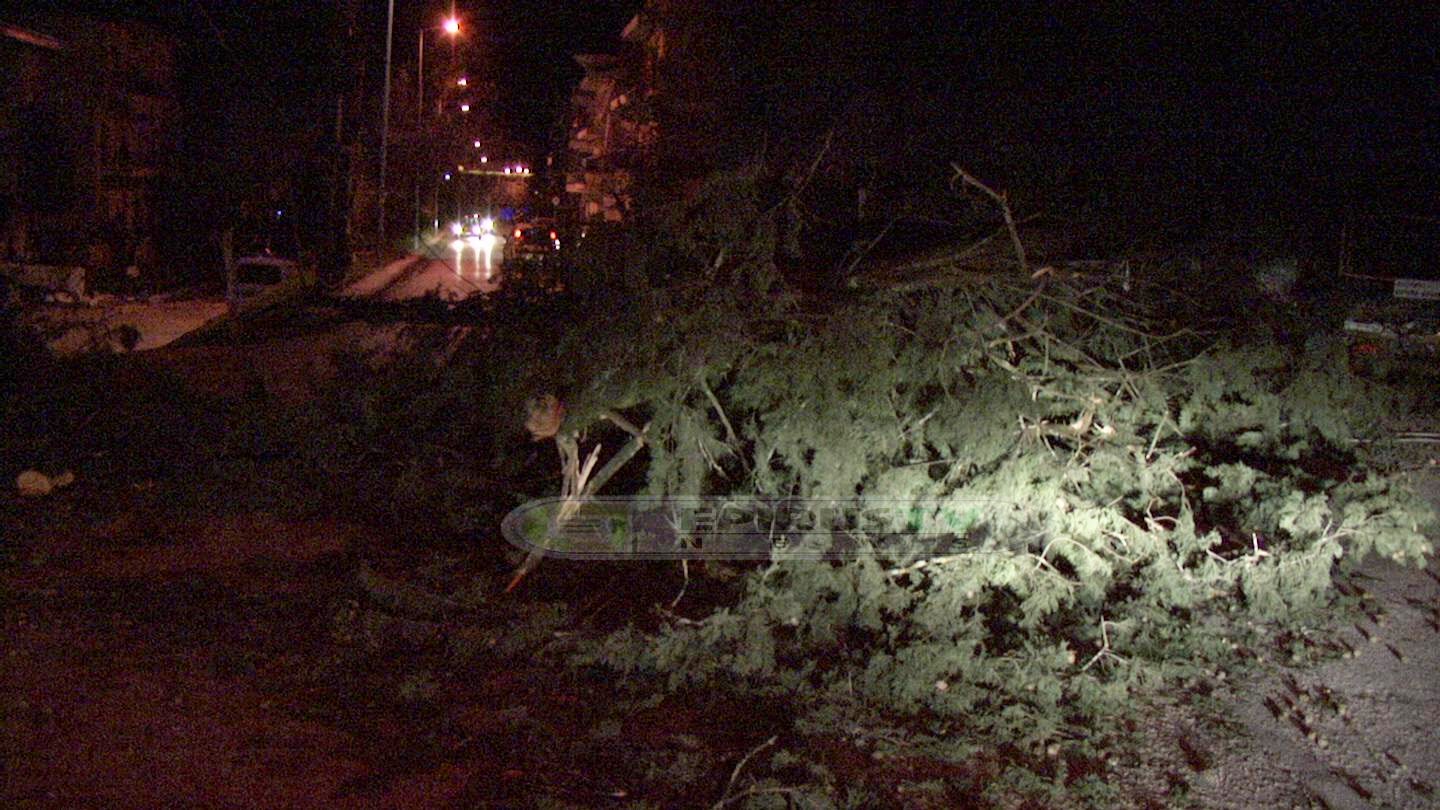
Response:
[506, 421, 651, 593]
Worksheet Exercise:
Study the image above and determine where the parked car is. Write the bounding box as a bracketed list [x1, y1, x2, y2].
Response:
[229, 252, 314, 309]
[1344, 280, 1440, 376]
[1339, 217, 1440, 377]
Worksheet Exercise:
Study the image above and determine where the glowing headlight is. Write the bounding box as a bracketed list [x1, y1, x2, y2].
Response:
[480, 217, 494, 233]
[450, 222, 464, 236]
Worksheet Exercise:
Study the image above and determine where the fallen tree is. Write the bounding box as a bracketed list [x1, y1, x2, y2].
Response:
[478, 169, 1436, 798]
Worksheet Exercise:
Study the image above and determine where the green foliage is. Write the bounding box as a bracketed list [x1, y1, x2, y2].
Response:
[534, 171, 1436, 794]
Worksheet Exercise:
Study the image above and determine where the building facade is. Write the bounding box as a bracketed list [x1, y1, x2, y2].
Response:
[563, 7, 666, 223]
[1, 16, 178, 270]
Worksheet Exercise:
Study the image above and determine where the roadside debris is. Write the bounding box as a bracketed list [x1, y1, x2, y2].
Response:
[15, 469, 75, 498]
[525, 394, 565, 440]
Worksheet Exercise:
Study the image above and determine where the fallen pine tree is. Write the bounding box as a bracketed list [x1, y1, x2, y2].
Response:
[463, 169, 1438, 800]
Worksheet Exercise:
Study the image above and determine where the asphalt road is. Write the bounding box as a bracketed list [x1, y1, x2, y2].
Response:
[341, 252, 503, 303]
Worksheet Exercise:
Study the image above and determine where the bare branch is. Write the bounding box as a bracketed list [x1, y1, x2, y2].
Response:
[506, 423, 651, 593]
[603, 409, 644, 439]
[712, 735, 779, 810]
[952, 165, 1029, 275]
[699, 377, 738, 446]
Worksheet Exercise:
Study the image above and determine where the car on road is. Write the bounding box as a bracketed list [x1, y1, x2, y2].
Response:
[507, 221, 561, 266]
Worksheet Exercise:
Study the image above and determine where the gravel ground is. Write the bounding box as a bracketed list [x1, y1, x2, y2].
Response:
[1120, 466, 1440, 809]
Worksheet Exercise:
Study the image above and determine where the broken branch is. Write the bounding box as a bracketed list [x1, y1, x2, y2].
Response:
[952, 165, 1029, 275]
[505, 421, 651, 593]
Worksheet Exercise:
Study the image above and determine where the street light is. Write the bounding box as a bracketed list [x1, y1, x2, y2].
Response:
[417, 17, 460, 125]
[414, 15, 462, 250]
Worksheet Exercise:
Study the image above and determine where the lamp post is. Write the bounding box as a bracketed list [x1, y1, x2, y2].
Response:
[379, 0, 396, 249]
[414, 16, 461, 251]
[418, 17, 461, 122]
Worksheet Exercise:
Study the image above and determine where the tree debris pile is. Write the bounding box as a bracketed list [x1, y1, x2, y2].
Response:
[492, 177, 1436, 793]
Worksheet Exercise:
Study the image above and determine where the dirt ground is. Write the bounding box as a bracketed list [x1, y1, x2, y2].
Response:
[3, 328, 1439, 809]
[1, 506, 784, 809]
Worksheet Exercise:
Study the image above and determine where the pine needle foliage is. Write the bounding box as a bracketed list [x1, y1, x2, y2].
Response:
[502, 173, 1435, 772]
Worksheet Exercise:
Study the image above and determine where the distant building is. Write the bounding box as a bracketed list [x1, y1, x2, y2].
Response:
[563, 8, 665, 223]
[0, 16, 178, 269]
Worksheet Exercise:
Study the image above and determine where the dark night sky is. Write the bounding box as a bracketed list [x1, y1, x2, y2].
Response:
[16, 0, 637, 147]
[11, 1, 1438, 235]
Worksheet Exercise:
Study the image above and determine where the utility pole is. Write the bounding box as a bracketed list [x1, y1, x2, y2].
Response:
[414, 27, 425, 251]
[379, 0, 395, 249]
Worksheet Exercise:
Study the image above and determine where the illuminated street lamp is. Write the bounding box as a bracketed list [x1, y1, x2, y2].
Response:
[418, 17, 461, 123]
[417, 13, 460, 129]
[414, 15, 461, 250]
[460, 103, 471, 113]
